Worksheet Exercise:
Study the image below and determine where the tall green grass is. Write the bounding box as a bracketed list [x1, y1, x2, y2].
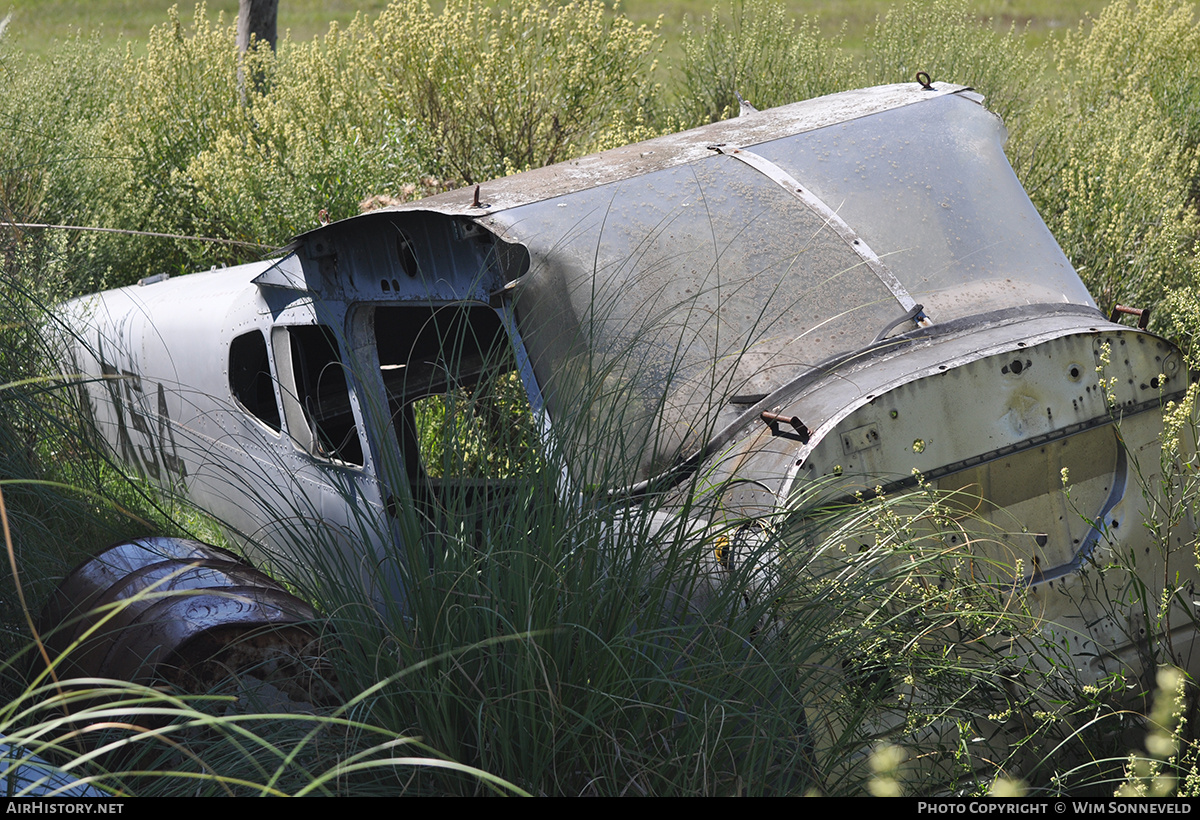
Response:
[241, 399, 1083, 793]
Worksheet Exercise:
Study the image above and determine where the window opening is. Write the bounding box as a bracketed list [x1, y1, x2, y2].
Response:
[229, 330, 281, 432]
[288, 325, 364, 466]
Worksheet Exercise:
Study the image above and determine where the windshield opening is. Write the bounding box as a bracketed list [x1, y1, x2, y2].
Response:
[369, 303, 544, 526]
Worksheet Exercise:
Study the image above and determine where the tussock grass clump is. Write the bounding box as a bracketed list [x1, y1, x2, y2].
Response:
[295, 484, 1042, 794]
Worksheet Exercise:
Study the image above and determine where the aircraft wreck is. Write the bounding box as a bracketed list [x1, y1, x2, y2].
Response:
[50, 80, 1200, 708]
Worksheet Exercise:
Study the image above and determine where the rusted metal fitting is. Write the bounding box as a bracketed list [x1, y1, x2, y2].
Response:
[1109, 304, 1151, 329]
[761, 411, 811, 444]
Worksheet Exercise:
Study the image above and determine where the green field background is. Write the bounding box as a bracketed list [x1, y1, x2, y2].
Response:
[3, 0, 1111, 54]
